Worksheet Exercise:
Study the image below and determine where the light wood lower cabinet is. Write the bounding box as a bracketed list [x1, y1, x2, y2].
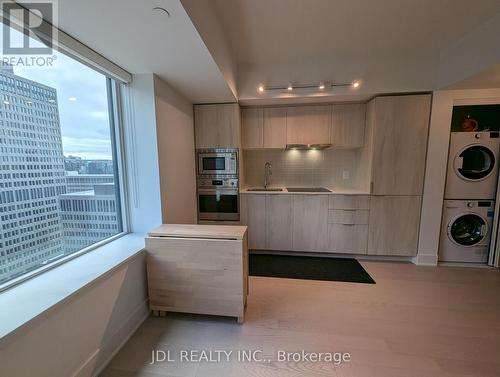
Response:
[328, 224, 368, 254]
[266, 195, 292, 250]
[240, 194, 266, 249]
[367, 195, 422, 256]
[292, 195, 328, 252]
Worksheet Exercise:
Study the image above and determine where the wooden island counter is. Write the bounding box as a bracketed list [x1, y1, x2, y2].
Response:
[145, 224, 248, 323]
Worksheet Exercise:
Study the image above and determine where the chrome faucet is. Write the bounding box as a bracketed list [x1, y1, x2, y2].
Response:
[264, 161, 272, 188]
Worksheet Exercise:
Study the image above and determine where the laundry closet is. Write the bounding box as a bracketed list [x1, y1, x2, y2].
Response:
[440, 104, 500, 265]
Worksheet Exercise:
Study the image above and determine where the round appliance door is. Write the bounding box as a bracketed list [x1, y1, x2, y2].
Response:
[454, 145, 496, 181]
[448, 214, 486, 246]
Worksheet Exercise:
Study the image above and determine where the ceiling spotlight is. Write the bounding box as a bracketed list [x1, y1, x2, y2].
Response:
[319, 83, 325, 90]
[352, 81, 360, 88]
[152, 7, 171, 17]
[287, 84, 293, 91]
[68, 96, 77, 101]
[258, 85, 265, 93]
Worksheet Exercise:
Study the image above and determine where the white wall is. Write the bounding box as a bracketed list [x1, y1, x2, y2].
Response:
[0, 251, 148, 377]
[417, 88, 500, 265]
[153, 75, 197, 224]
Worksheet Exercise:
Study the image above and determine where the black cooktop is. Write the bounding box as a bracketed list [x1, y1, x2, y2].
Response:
[286, 187, 332, 193]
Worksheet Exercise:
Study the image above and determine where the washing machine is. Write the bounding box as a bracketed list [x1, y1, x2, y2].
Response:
[445, 131, 500, 200]
[439, 199, 494, 263]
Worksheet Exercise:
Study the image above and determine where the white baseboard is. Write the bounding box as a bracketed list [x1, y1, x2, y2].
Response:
[71, 298, 150, 377]
[413, 253, 438, 266]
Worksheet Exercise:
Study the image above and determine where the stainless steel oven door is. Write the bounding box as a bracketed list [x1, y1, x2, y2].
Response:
[197, 188, 239, 221]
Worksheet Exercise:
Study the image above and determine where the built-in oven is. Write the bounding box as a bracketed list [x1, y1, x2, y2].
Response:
[197, 177, 239, 221]
[197, 148, 238, 176]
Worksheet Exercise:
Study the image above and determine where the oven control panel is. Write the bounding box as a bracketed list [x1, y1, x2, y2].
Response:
[197, 178, 239, 189]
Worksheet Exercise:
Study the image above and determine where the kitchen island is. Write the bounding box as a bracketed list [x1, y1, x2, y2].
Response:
[145, 224, 248, 323]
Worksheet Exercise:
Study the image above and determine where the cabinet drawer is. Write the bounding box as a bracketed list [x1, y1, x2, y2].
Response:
[327, 224, 368, 254]
[328, 209, 369, 225]
[328, 195, 370, 209]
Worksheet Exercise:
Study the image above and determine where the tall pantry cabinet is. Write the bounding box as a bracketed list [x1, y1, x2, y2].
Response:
[366, 94, 431, 256]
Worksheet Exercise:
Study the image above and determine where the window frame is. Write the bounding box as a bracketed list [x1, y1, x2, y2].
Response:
[0, 77, 130, 293]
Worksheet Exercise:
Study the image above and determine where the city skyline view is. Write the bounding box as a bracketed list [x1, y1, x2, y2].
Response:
[3, 27, 112, 160]
[0, 51, 120, 285]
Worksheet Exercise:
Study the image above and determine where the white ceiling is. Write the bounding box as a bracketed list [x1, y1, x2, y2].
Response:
[56, 0, 236, 103]
[55, 0, 500, 105]
[211, 0, 500, 103]
[214, 0, 500, 65]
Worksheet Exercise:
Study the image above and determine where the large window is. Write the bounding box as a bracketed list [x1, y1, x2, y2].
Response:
[0, 24, 124, 286]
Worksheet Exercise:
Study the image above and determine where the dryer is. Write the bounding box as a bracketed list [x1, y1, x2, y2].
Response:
[439, 199, 494, 263]
[445, 131, 500, 200]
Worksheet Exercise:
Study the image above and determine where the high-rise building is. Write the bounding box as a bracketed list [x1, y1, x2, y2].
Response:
[65, 172, 114, 193]
[0, 68, 66, 284]
[80, 160, 114, 174]
[64, 155, 83, 172]
[59, 183, 120, 253]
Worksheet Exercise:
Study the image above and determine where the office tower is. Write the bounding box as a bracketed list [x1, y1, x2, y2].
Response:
[65, 173, 114, 193]
[0, 68, 66, 284]
[59, 183, 119, 253]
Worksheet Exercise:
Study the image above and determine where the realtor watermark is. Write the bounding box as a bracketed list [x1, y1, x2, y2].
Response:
[1, 0, 58, 68]
[149, 349, 351, 365]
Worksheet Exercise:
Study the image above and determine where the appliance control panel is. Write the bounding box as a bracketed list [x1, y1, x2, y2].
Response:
[197, 178, 239, 189]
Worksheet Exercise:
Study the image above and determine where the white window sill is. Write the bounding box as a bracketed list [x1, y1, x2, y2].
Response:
[0, 233, 146, 342]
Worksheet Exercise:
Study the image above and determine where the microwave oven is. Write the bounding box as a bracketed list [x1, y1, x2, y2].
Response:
[197, 148, 238, 176]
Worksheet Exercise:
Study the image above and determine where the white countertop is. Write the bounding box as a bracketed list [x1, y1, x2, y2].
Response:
[240, 187, 370, 195]
[148, 224, 247, 240]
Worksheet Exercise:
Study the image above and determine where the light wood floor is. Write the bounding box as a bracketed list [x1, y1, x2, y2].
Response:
[102, 261, 500, 377]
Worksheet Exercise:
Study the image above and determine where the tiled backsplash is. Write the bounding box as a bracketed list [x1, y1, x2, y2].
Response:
[243, 149, 361, 189]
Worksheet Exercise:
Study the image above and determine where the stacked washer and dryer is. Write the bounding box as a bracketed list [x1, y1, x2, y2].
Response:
[440, 131, 500, 263]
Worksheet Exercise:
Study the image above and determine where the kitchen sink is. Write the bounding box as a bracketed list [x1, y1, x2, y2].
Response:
[247, 188, 284, 192]
[286, 187, 332, 192]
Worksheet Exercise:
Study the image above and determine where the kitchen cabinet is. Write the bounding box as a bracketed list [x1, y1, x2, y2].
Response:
[265, 195, 292, 250]
[263, 107, 287, 148]
[367, 195, 422, 256]
[292, 195, 328, 252]
[327, 195, 370, 254]
[286, 105, 331, 145]
[331, 103, 366, 148]
[328, 224, 368, 254]
[240, 194, 266, 249]
[370, 95, 431, 195]
[241, 108, 263, 149]
[194, 103, 241, 148]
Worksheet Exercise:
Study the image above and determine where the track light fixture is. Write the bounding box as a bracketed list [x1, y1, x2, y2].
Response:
[257, 80, 361, 93]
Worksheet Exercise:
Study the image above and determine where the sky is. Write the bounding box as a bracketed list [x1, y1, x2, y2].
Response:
[2, 26, 113, 160]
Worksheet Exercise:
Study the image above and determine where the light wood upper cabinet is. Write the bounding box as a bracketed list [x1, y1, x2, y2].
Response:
[240, 194, 266, 249]
[286, 105, 331, 145]
[370, 95, 431, 195]
[241, 108, 263, 149]
[263, 107, 287, 148]
[292, 195, 328, 252]
[265, 194, 292, 250]
[367, 195, 422, 256]
[331, 103, 366, 148]
[194, 103, 241, 149]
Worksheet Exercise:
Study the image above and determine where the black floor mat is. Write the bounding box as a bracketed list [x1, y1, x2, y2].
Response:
[249, 253, 376, 284]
